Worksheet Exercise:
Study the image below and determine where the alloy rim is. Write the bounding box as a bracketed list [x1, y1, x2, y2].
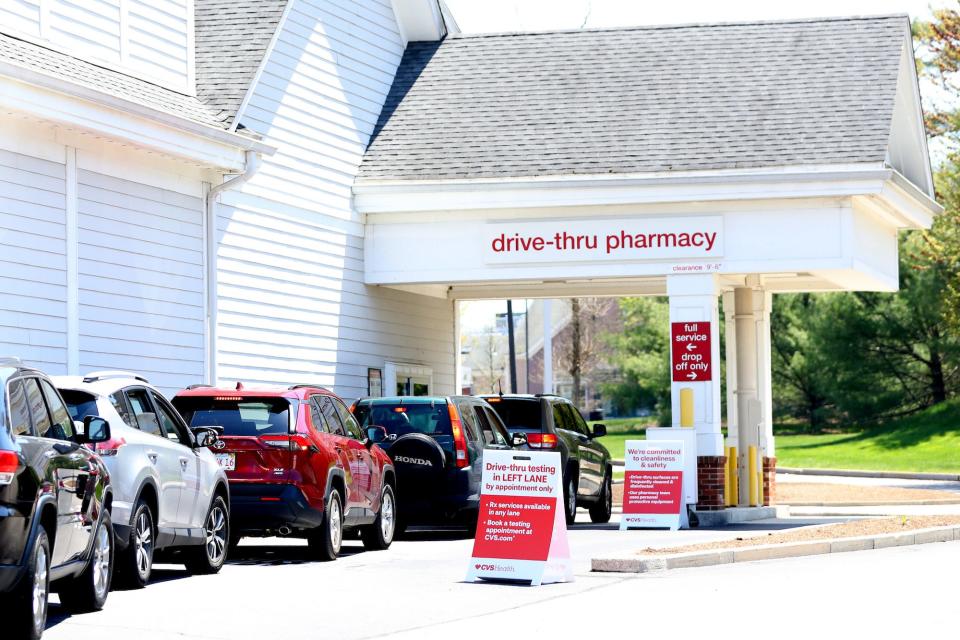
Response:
[205, 505, 227, 565]
[32, 542, 48, 631]
[568, 479, 576, 517]
[606, 477, 612, 512]
[135, 510, 153, 578]
[330, 497, 342, 553]
[380, 490, 395, 541]
[92, 523, 111, 598]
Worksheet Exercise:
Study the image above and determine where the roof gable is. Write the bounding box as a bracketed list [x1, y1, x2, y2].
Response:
[359, 15, 916, 183]
[194, 0, 290, 128]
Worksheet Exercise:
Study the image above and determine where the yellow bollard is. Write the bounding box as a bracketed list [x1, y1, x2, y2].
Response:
[730, 446, 738, 506]
[724, 445, 733, 507]
[679, 388, 694, 428]
[748, 445, 758, 507]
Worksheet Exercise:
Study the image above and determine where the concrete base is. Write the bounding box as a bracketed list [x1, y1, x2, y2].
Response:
[691, 506, 776, 527]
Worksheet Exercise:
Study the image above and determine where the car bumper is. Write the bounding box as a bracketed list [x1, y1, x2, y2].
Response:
[228, 483, 324, 534]
[0, 563, 25, 592]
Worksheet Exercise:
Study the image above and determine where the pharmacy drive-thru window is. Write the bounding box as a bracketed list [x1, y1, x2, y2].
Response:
[354, 16, 939, 511]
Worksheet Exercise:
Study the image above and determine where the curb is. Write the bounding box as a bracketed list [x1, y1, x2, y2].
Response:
[591, 525, 960, 573]
[777, 467, 960, 482]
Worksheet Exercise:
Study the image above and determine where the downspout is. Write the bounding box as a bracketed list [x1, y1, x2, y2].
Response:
[204, 150, 262, 384]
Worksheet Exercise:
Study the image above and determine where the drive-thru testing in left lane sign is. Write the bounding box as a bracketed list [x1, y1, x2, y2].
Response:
[466, 450, 573, 586]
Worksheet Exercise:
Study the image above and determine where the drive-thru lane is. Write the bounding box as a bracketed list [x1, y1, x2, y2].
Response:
[42, 514, 955, 639]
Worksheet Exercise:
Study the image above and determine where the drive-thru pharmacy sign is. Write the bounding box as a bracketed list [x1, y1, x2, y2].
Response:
[671, 322, 712, 381]
[466, 450, 573, 586]
[620, 440, 684, 530]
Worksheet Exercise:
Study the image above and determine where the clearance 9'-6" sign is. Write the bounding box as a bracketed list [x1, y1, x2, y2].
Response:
[620, 440, 684, 531]
[484, 216, 723, 265]
[466, 450, 572, 586]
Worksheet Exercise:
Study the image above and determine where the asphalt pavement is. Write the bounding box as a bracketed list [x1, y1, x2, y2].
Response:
[40, 510, 956, 640]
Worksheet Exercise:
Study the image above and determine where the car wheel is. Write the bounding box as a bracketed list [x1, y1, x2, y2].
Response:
[564, 475, 577, 525]
[11, 527, 50, 640]
[361, 484, 396, 551]
[308, 490, 343, 561]
[117, 500, 154, 589]
[184, 496, 229, 575]
[589, 470, 613, 523]
[59, 510, 113, 613]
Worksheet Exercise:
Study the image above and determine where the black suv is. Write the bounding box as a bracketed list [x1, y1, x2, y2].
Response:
[352, 396, 515, 534]
[0, 358, 115, 640]
[480, 394, 613, 525]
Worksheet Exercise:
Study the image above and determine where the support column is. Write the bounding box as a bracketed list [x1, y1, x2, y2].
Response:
[731, 279, 775, 506]
[542, 299, 553, 394]
[664, 274, 723, 511]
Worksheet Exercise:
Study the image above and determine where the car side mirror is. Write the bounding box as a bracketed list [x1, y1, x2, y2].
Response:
[83, 416, 111, 444]
[365, 426, 388, 448]
[192, 427, 218, 448]
[592, 424, 607, 438]
[511, 432, 528, 447]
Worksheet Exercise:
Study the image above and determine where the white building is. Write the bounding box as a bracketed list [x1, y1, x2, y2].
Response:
[0, 0, 457, 398]
[0, 6, 938, 508]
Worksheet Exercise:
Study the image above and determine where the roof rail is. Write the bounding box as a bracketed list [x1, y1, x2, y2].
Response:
[288, 383, 333, 393]
[535, 393, 560, 398]
[0, 356, 23, 366]
[82, 370, 149, 384]
[186, 384, 213, 390]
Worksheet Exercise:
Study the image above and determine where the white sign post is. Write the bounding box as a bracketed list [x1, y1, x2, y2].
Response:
[466, 450, 572, 586]
[620, 440, 685, 531]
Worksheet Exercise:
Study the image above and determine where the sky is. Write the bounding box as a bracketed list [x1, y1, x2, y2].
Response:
[446, 0, 952, 333]
[444, 0, 947, 33]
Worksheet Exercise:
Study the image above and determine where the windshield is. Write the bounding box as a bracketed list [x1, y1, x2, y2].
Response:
[173, 397, 293, 436]
[60, 389, 100, 421]
[354, 402, 451, 437]
[486, 398, 543, 431]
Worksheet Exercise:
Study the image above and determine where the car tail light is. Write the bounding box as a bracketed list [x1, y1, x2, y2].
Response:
[260, 435, 311, 451]
[0, 450, 20, 485]
[95, 437, 126, 457]
[526, 433, 558, 449]
[447, 402, 470, 468]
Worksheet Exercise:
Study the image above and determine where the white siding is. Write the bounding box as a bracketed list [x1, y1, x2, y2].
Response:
[77, 169, 205, 394]
[0, 148, 68, 372]
[219, 0, 454, 400]
[0, 0, 192, 92]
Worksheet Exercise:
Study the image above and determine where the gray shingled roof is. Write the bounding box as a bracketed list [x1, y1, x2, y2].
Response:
[194, 0, 289, 127]
[0, 31, 228, 129]
[359, 15, 910, 181]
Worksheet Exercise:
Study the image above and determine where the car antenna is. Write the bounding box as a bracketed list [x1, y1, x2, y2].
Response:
[497, 378, 503, 397]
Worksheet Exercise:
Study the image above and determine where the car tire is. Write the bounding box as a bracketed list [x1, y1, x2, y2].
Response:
[11, 527, 50, 640]
[563, 475, 577, 525]
[184, 496, 229, 575]
[59, 510, 113, 613]
[307, 490, 343, 562]
[589, 470, 613, 524]
[116, 499, 154, 589]
[360, 484, 396, 551]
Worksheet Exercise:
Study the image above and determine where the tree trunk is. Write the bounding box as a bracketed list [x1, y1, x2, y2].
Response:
[570, 298, 582, 409]
[929, 347, 947, 405]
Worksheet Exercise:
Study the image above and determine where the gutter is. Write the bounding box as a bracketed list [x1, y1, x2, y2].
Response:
[204, 150, 263, 384]
[0, 61, 275, 156]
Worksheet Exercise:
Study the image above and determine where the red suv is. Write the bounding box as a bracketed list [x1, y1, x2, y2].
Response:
[172, 384, 396, 561]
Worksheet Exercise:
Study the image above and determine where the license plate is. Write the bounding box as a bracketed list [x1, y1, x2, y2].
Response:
[215, 453, 235, 471]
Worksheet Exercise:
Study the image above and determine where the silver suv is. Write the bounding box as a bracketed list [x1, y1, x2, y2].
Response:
[53, 371, 230, 587]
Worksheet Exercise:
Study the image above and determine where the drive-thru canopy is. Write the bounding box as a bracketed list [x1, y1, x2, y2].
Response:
[354, 15, 941, 508]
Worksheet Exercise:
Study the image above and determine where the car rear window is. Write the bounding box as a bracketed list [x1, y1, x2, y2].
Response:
[354, 402, 451, 437]
[486, 398, 543, 431]
[60, 389, 100, 422]
[173, 396, 293, 436]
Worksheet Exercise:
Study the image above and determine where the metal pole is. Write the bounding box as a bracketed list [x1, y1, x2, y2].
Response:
[543, 299, 553, 394]
[524, 300, 530, 393]
[506, 299, 518, 393]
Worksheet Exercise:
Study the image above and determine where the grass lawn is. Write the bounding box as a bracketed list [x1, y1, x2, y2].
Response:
[594, 400, 960, 474]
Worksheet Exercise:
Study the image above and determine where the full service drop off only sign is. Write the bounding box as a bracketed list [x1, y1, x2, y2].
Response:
[466, 450, 572, 586]
[620, 440, 684, 531]
[671, 321, 712, 382]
